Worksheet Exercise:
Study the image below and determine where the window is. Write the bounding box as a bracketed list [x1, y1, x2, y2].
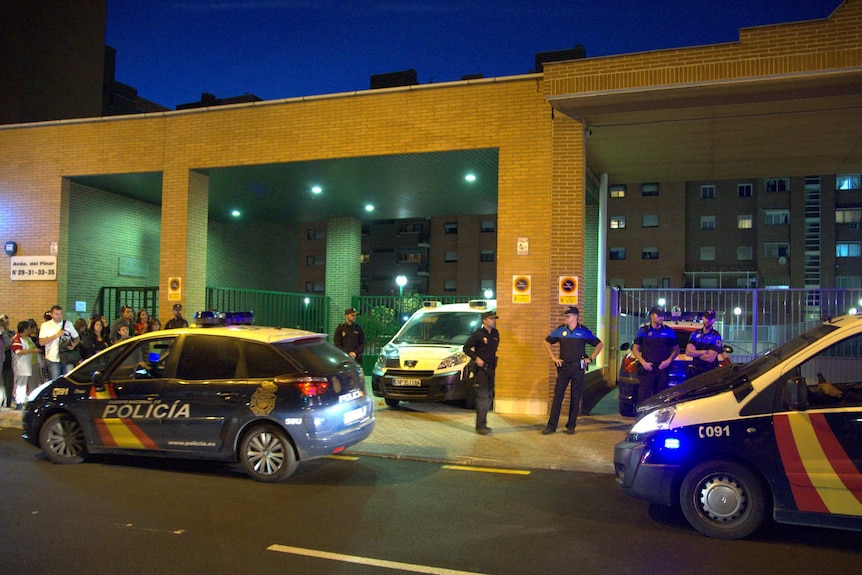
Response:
[306, 254, 325, 266]
[737, 246, 753, 260]
[306, 228, 326, 240]
[836, 243, 862, 258]
[398, 249, 424, 263]
[610, 184, 626, 198]
[444, 222, 458, 234]
[738, 215, 753, 229]
[641, 182, 659, 196]
[480, 220, 495, 232]
[480, 250, 494, 263]
[836, 208, 862, 224]
[764, 210, 790, 225]
[360, 253, 370, 264]
[836, 174, 861, 190]
[764, 243, 789, 259]
[700, 185, 716, 199]
[480, 279, 494, 292]
[443, 279, 457, 292]
[400, 222, 424, 234]
[444, 250, 457, 262]
[700, 216, 715, 230]
[641, 278, 658, 288]
[642, 246, 659, 260]
[609, 247, 626, 260]
[700, 247, 715, 261]
[176, 335, 240, 381]
[244, 342, 294, 378]
[738, 183, 753, 198]
[610, 216, 626, 229]
[765, 178, 790, 193]
[642, 214, 659, 228]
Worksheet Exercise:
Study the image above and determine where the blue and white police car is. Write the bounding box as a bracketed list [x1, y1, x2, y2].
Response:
[22, 312, 374, 482]
[615, 314, 862, 539]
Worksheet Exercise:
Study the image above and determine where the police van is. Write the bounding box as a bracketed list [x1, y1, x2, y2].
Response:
[371, 300, 495, 407]
[614, 313, 862, 539]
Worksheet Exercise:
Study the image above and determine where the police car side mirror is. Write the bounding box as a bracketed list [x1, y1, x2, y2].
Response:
[783, 376, 809, 411]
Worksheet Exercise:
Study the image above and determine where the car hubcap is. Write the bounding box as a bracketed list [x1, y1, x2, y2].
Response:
[247, 432, 285, 476]
[699, 475, 745, 521]
[47, 420, 84, 458]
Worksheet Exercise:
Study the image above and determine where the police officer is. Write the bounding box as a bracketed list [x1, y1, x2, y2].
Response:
[631, 306, 678, 406]
[334, 308, 365, 366]
[541, 306, 603, 435]
[686, 309, 723, 375]
[165, 304, 189, 329]
[463, 310, 500, 435]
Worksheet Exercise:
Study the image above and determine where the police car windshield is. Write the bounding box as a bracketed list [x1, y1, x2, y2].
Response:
[392, 312, 483, 345]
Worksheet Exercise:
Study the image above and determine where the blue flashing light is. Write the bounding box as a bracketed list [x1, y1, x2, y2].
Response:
[664, 437, 681, 450]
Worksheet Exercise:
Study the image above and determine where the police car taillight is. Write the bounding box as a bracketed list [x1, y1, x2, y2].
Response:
[276, 376, 330, 397]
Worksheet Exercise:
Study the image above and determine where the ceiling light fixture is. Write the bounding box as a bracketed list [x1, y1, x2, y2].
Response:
[365, 204, 375, 212]
[311, 186, 322, 194]
[465, 173, 476, 182]
[231, 210, 241, 217]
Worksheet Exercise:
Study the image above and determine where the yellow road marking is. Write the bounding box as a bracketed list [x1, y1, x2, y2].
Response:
[325, 454, 360, 461]
[442, 464, 530, 475]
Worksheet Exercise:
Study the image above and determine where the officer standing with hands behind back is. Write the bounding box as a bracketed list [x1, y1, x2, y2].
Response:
[334, 308, 365, 366]
[632, 306, 679, 407]
[542, 306, 603, 435]
[463, 310, 500, 435]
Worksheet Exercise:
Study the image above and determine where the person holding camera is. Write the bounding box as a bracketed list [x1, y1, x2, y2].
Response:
[39, 305, 80, 380]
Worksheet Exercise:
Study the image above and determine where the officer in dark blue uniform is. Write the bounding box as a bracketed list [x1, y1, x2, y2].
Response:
[632, 306, 679, 406]
[541, 306, 603, 435]
[463, 310, 500, 435]
[686, 309, 724, 375]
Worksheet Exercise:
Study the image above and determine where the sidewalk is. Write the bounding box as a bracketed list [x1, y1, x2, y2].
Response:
[0, 392, 633, 475]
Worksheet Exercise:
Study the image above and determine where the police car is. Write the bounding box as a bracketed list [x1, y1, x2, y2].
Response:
[618, 310, 731, 417]
[22, 312, 374, 482]
[371, 300, 495, 407]
[614, 313, 862, 539]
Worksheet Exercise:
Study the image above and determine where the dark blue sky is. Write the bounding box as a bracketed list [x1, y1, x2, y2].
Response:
[106, 0, 843, 109]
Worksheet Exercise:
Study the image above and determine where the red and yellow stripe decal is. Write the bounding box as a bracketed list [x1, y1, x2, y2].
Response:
[774, 412, 862, 515]
[89, 384, 117, 400]
[93, 418, 159, 450]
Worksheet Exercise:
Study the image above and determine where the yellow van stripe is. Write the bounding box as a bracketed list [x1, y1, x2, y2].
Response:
[785, 412, 862, 516]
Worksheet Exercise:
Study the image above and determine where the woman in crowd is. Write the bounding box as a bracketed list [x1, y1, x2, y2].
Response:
[134, 309, 150, 336]
[80, 314, 111, 359]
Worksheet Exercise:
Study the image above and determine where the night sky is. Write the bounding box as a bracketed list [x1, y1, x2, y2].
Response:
[105, 0, 843, 109]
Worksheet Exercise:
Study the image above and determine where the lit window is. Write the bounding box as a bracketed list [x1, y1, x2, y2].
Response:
[836, 174, 861, 190]
[610, 216, 626, 229]
[764, 210, 790, 225]
[836, 208, 862, 224]
[610, 184, 626, 198]
[700, 247, 715, 261]
[700, 216, 715, 230]
[642, 246, 659, 259]
[836, 243, 862, 258]
[738, 183, 753, 198]
[642, 214, 659, 228]
[641, 182, 659, 196]
[700, 185, 716, 199]
[738, 215, 753, 229]
[609, 247, 626, 260]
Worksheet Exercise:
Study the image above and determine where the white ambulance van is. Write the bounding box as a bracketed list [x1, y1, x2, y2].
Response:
[614, 314, 862, 539]
[371, 300, 495, 407]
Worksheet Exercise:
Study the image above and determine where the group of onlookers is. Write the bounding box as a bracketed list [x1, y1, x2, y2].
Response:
[0, 303, 187, 410]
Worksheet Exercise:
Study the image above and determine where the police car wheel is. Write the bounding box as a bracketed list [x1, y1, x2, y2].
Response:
[384, 398, 400, 408]
[39, 413, 87, 464]
[239, 425, 298, 482]
[680, 460, 768, 540]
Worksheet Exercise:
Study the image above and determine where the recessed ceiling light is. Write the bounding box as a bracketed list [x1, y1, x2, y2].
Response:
[365, 204, 375, 212]
[311, 186, 322, 194]
[465, 173, 476, 182]
[231, 210, 241, 217]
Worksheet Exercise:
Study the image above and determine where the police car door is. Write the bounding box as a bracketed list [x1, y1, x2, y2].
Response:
[160, 333, 245, 454]
[83, 336, 177, 451]
[772, 331, 862, 523]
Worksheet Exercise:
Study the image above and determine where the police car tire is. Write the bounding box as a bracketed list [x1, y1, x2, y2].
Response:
[384, 398, 400, 408]
[239, 425, 298, 482]
[680, 460, 768, 540]
[39, 413, 87, 464]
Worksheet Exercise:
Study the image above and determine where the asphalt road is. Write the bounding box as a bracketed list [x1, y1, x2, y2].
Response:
[1, 428, 860, 575]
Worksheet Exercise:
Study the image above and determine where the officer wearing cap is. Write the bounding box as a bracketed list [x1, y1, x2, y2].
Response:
[463, 310, 500, 435]
[686, 309, 724, 375]
[334, 307, 365, 366]
[165, 303, 189, 329]
[631, 306, 679, 407]
[541, 306, 603, 435]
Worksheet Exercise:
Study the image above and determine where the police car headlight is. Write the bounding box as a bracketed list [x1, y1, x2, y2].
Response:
[630, 405, 676, 434]
[438, 352, 468, 371]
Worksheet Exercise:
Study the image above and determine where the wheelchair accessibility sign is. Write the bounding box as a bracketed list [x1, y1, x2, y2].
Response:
[559, 276, 578, 305]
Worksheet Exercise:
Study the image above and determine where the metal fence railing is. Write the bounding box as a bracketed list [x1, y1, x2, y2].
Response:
[612, 288, 862, 364]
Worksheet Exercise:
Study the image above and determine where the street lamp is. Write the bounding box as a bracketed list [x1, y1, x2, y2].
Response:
[396, 275, 408, 322]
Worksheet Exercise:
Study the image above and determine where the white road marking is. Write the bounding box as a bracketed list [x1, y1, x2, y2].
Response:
[267, 544, 491, 575]
[115, 523, 185, 535]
